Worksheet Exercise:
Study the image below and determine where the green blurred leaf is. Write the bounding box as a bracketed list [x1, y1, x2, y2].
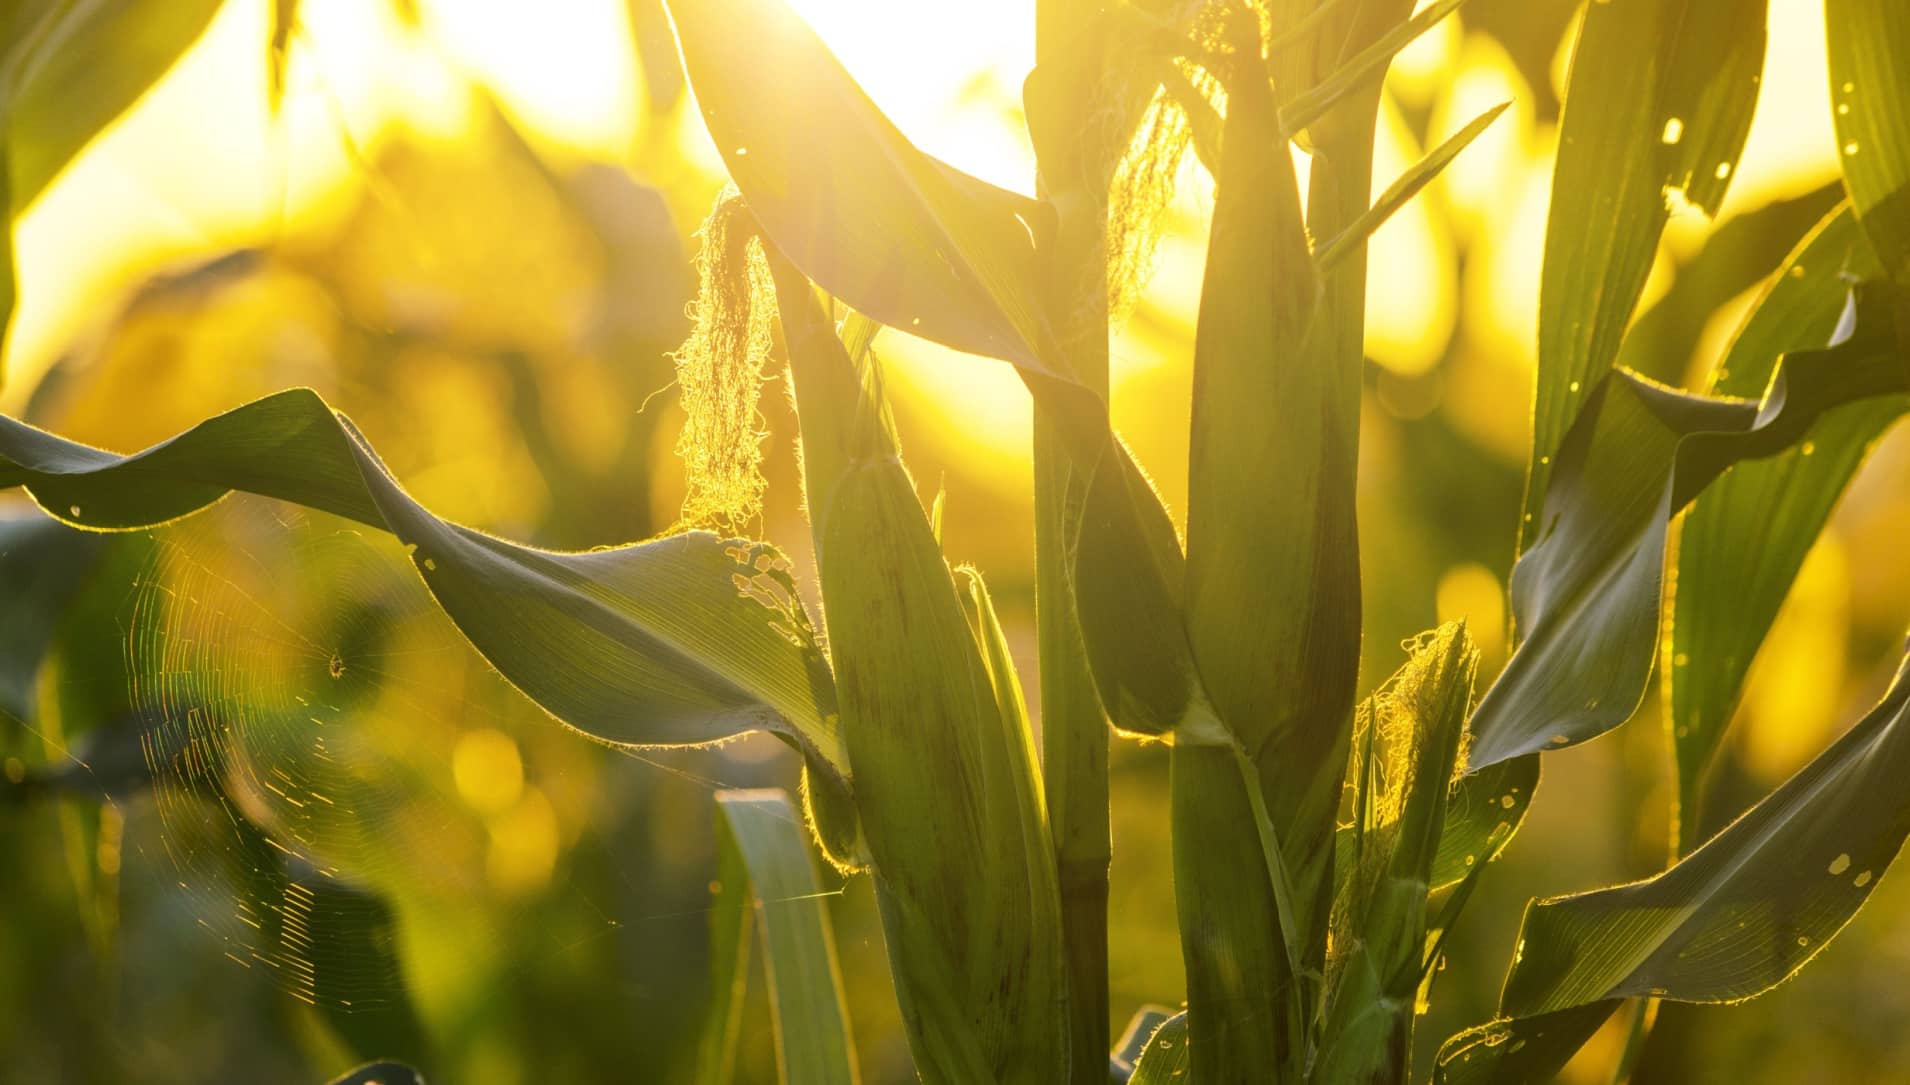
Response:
[0, 390, 857, 859]
[1522, 0, 1765, 548]
[0, 511, 107, 721]
[1441, 647, 1910, 1080]
[772, 249, 1067, 1082]
[700, 789, 858, 1085]
[1828, 0, 1910, 285]
[1667, 203, 1899, 849]
[1468, 284, 1909, 770]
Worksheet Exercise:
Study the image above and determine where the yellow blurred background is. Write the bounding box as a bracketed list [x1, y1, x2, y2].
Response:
[4, 1, 1909, 1082]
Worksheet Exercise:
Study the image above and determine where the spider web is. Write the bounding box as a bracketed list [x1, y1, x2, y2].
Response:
[89, 497, 768, 1015]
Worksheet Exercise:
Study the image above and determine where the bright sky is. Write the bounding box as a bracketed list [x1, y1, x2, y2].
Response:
[3, 0, 1843, 447]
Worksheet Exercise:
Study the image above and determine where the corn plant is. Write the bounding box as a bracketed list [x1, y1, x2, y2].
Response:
[3, 0, 1910, 1082]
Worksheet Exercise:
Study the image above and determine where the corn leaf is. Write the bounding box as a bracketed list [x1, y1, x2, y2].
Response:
[1430, 754, 1539, 890]
[700, 789, 858, 1085]
[772, 250, 1067, 1082]
[1467, 284, 1909, 770]
[1828, 0, 1910, 285]
[1314, 100, 1508, 274]
[1440, 647, 1910, 1081]
[1666, 203, 1900, 848]
[661, 0, 1059, 377]
[1125, 1010, 1190, 1084]
[324, 1064, 425, 1085]
[1433, 1002, 1620, 1085]
[1522, 0, 1765, 549]
[0, 391, 859, 861]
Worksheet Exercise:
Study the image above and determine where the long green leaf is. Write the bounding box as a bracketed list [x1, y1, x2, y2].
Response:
[1827, 0, 1910, 285]
[1440, 646, 1910, 1080]
[1314, 100, 1509, 274]
[700, 789, 858, 1085]
[1467, 284, 1909, 770]
[772, 248, 1066, 1082]
[1522, 0, 1765, 550]
[0, 391, 859, 861]
[1666, 203, 1898, 849]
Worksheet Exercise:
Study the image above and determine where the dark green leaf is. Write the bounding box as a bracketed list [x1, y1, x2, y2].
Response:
[0, 511, 107, 721]
[1441, 647, 1910, 1079]
[1468, 284, 1909, 770]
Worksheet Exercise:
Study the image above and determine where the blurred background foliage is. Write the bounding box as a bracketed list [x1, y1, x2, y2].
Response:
[2, 0, 1908, 1081]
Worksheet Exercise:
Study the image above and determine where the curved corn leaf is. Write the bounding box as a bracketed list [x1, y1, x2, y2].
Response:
[1467, 284, 1910, 770]
[699, 789, 858, 1085]
[0, 511, 107, 719]
[773, 250, 1066, 1082]
[0, 391, 857, 857]
[661, 0, 1059, 377]
[1828, 0, 1910, 285]
[324, 1063, 425, 1085]
[1316, 624, 1478, 1085]
[1667, 204, 1900, 848]
[1523, 0, 1765, 549]
[1440, 647, 1910, 1081]
[1125, 1011, 1189, 1085]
